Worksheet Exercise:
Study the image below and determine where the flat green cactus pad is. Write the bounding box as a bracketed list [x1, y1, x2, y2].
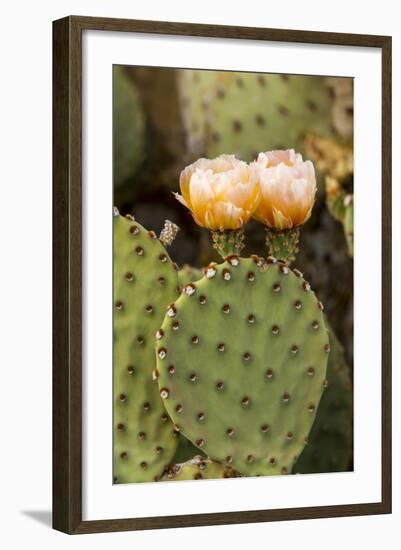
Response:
[178, 264, 203, 289]
[113, 210, 179, 482]
[178, 71, 336, 162]
[161, 456, 240, 481]
[156, 257, 329, 476]
[113, 67, 145, 188]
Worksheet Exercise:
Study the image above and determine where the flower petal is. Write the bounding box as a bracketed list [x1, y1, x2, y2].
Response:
[272, 207, 293, 229]
[173, 192, 189, 208]
[188, 170, 214, 226]
[176, 154, 263, 230]
[226, 180, 260, 213]
[252, 149, 316, 229]
[208, 201, 245, 231]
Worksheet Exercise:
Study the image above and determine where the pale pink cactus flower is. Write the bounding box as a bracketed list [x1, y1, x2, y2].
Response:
[251, 149, 317, 230]
[174, 155, 260, 231]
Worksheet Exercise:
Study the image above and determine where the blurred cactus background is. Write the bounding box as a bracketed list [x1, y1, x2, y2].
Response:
[113, 65, 354, 475]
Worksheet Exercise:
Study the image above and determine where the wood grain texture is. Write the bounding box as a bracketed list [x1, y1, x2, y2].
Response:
[381, 35, 392, 513]
[52, 16, 82, 534]
[52, 15, 392, 534]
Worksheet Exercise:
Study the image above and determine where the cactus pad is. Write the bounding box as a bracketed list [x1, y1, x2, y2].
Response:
[178, 264, 203, 289]
[178, 71, 336, 162]
[294, 325, 353, 473]
[156, 257, 329, 476]
[161, 456, 240, 481]
[113, 67, 145, 188]
[113, 210, 179, 482]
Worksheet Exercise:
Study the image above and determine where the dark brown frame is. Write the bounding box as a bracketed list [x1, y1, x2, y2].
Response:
[53, 15, 392, 534]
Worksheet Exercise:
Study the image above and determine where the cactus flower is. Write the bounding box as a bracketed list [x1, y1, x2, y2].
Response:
[251, 149, 317, 230]
[174, 155, 260, 231]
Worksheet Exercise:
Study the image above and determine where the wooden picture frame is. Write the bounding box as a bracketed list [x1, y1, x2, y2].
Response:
[53, 15, 392, 534]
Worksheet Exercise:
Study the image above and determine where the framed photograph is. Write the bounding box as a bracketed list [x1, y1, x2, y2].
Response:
[53, 16, 392, 534]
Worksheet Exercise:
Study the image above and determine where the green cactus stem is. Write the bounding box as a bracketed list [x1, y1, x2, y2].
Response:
[113, 208, 180, 483]
[265, 227, 300, 265]
[178, 71, 340, 163]
[113, 66, 145, 188]
[177, 265, 203, 289]
[294, 324, 353, 474]
[211, 229, 245, 259]
[326, 177, 353, 257]
[343, 195, 354, 257]
[161, 456, 240, 481]
[156, 256, 329, 477]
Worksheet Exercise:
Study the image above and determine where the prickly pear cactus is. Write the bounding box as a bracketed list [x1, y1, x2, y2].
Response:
[173, 435, 206, 464]
[325, 77, 354, 140]
[178, 264, 203, 288]
[113, 209, 180, 482]
[113, 66, 146, 188]
[325, 177, 354, 257]
[161, 456, 240, 481]
[178, 71, 337, 162]
[294, 325, 353, 474]
[156, 256, 330, 476]
[343, 197, 354, 256]
[165, 264, 205, 465]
